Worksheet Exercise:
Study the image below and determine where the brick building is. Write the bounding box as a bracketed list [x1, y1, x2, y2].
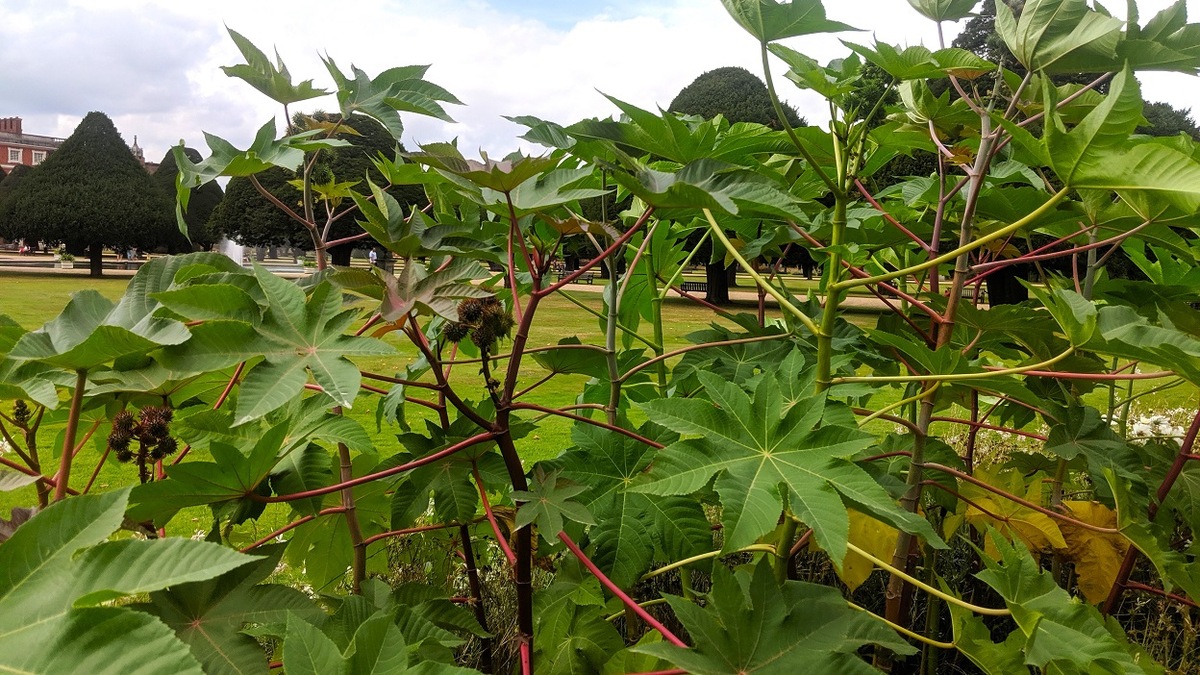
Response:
[0, 117, 64, 172]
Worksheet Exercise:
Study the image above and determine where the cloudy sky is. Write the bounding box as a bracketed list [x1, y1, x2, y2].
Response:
[3, 0, 1198, 164]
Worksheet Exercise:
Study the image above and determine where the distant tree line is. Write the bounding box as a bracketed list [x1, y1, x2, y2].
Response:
[0, 110, 422, 277]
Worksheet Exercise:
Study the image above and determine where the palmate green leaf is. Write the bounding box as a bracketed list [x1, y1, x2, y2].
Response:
[720, 0, 858, 43]
[771, 44, 864, 98]
[127, 423, 290, 527]
[285, 614, 346, 675]
[533, 569, 624, 675]
[323, 59, 461, 141]
[567, 96, 794, 167]
[388, 452, 479, 530]
[171, 124, 347, 232]
[513, 468, 596, 543]
[1044, 405, 1143, 489]
[378, 258, 492, 324]
[135, 544, 319, 675]
[613, 158, 807, 221]
[976, 532, 1164, 674]
[9, 289, 190, 371]
[995, 0, 1122, 74]
[530, 337, 609, 378]
[408, 143, 558, 193]
[0, 490, 255, 675]
[905, 0, 977, 22]
[286, 453, 391, 589]
[946, 596, 1030, 675]
[114, 252, 249, 325]
[176, 396, 372, 460]
[221, 27, 328, 105]
[551, 423, 711, 587]
[1118, 0, 1200, 73]
[1087, 304, 1200, 385]
[499, 166, 610, 213]
[1024, 283, 1097, 345]
[158, 272, 394, 424]
[634, 562, 915, 674]
[271, 443, 336, 517]
[1041, 66, 1200, 213]
[351, 182, 441, 258]
[635, 363, 943, 562]
[283, 588, 481, 675]
[1104, 470, 1200, 602]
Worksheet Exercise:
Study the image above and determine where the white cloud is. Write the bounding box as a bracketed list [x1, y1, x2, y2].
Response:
[2, 0, 1198, 164]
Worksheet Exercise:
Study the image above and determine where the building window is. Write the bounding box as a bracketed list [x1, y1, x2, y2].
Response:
[7, 148, 19, 163]
[31, 151, 45, 165]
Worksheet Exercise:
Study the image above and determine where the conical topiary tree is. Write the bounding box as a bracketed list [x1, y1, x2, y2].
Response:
[669, 66, 803, 130]
[0, 164, 32, 244]
[0, 111, 173, 276]
[152, 147, 223, 252]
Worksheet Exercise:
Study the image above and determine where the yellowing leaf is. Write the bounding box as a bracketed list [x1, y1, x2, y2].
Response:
[838, 510, 897, 591]
[958, 468, 1067, 557]
[1059, 500, 1128, 604]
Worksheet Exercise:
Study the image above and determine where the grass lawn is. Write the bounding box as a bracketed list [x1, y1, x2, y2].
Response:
[0, 271, 807, 544]
[3, 271, 1192, 544]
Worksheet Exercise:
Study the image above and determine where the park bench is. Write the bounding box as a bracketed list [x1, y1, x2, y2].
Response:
[557, 271, 594, 284]
[680, 281, 708, 293]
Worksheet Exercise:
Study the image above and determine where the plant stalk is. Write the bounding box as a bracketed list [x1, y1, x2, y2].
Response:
[53, 370, 88, 501]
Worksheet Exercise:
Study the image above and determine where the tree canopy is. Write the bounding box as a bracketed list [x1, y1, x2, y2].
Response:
[208, 112, 424, 264]
[669, 66, 803, 129]
[151, 147, 223, 252]
[0, 164, 32, 235]
[1137, 101, 1200, 139]
[0, 111, 173, 275]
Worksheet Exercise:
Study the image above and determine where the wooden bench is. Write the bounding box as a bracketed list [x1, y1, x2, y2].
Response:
[962, 285, 989, 303]
[680, 281, 708, 293]
[560, 271, 594, 284]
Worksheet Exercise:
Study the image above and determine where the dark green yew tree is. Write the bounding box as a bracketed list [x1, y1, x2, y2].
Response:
[0, 111, 173, 276]
[151, 148, 223, 252]
[207, 112, 425, 265]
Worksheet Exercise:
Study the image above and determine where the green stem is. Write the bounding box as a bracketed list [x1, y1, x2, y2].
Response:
[643, 229, 668, 396]
[604, 242, 621, 426]
[640, 544, 778, 582]
[848, 542, 1010, 616]
[774, 515, 798, 583]
[703, 209, 819, 336]
[760, 41, 838, 195]
[835, 187, 1070, 292]
[816, 196, 848, 392]
[658, 230, 709, 300]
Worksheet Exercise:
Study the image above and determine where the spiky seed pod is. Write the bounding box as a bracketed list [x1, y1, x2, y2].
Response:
[151, 436, 178, 461]
[109, 411, 136, 444]
[114, 446, 134, 463]
[458, 298, 485, 324]
[470, 324, 497, 350]
[497, 313, 515, 337]
[444, 322, 471, 343]
[140, 406, 172, 441]
[12, 400, 30, 426]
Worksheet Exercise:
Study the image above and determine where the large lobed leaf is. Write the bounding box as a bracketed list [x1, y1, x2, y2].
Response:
[720, 0, 858, 43]
[635, 562, 915, 674]
[635, 351, 943, 562]
[158, 270, 394, 424]
[972, 533, 1163, 674]
[0, 489, 256, 674]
